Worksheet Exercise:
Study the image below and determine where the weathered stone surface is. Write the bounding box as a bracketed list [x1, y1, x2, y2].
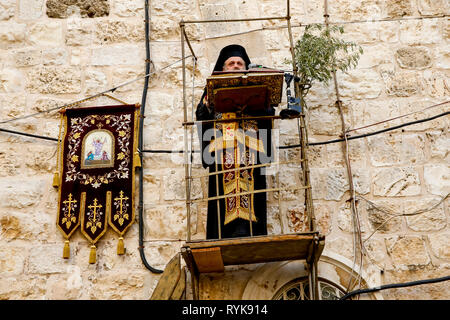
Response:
[385, 71, 420, 97]
[42, 48, 67, 65]
[112, 0, 144, 17]
[27, 244, 69, 274]
[0, 68, 25, 93]
[13, 48, 42, 67]
[373, 167, 421, 197]
[84, 69, 108, 95]
[0, 22, 26, 48]
[26, 66, 81, 94]
[337, 201, 367, 233]
[90, 45, 144, 66]
[423, 164, 450, 196]
[399, 20, 441, 44]
[420, 70, 450, 98]
[286, 205, 308, 233]
[405, 197, 447, 232]
[46, 0, 109, 19]
[385, 236, 430, 269]
[386, 0, 415, 18]
[29, 21, 63, 46]
[365, 199, 403, 234]
[94, 20, 144, 44]
[396, 47, 432, 69]
[18, 0, 44, 20]
[65, 19, 93, 46]
[417, 0, 449, 15]
[0, 0, 15, 21]
[339, 69, 383, 99]
[426, 130, 449, 160]
[0, 178, 46, 209]
[428, 233, 450, 260]
[0, 245, 27, 275]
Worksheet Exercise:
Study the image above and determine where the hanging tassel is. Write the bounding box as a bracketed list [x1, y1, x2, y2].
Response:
[117, 237, 125, 255]
[134, 151, 141, 168]
[52, 172, 60, 188]
[89, 245, 96, 264]
[63, 240, 70, 259]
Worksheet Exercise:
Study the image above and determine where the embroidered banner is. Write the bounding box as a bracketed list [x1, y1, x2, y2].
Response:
[56, 104, 140, 263]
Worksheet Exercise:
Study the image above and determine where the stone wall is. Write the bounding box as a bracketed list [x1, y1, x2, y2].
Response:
[0, 0, 448, 299]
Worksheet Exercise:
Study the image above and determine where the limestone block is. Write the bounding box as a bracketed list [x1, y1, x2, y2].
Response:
[0, 245, 27, 275]
[385, 236, 430, 269]
[24, 144, 57, 173]
[42, 48, 67, 65]
[417, 0, 449, 15]
[163, 169, 202, 201]
[267, 205, 281, 235]
[26, 66, 81, 94]
[85, 272, 147, 299]
[94, 20, 144, 44]
[313, 203, 333, 235]
[435, 45, 450, 69]
[338, 69, 383, 99]
[0, 178, 46, 209]
[0, 68, 25, 93]
[385, 0, 415, 18]
[378, 21, 400, 43]
[325, 168, 348, 201]
[145, 203, 186, 238]
[308, 103, 347, 136]
[405, 197, 447, 232]
[143, 172, 161, 204]
[147, 91, 176, 119]
[322, 237, 354, 261]
[65, 18, 93, 46]
[420, 70, 450, 98]
[399, 20, 441, 45]
[357, 44, 392, 68]
[0, 146, 21, 177]
[428, 233, 450, 260]
[385, 71, 419, 97]
[0, 0, 15, 21]
[27, 244, 69, 274]
[395, 47, 432, 70]
[373, 167, 421, 197]
[84, 69, 108, 95]
[113, 0, 144, 17]
[46, 0, 109, 19]
[0, 22, 26, 48]
[13, 48, 42, 67]
[310, 168, 326, 200]
[29, 21, 63, 47]
[18, 0, 44, 20]
[153, 0, 194, 15]
[0, 276, 47, 299]
[426, 130, 449, 160]
[339, 23, 379, 44]
[0, 93, 27, 120]
[272, 167, 303, 201]
[199, 3, 240, 38]
[327, 0, 383, 22]
[337, 201, 367, 233]
[364, 238, 388, 269]
[286, 205, 308, 233]
[47, 266, 83, 299]
[90, 45, 144, 66]
[365, 199, 403, 233]
[424, 164, 450, 196]
[111, 66, 144, 93]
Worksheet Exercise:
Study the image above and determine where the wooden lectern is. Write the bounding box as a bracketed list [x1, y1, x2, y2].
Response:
[206, 69, 284, 113]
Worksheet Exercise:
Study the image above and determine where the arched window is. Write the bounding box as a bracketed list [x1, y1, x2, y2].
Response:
[272, 277, 346, 300]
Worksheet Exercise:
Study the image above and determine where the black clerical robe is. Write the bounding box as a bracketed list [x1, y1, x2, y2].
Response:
[196, 90, 274, 239]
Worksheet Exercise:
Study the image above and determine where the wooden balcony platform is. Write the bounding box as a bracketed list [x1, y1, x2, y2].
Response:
[181, 232, 325, 273]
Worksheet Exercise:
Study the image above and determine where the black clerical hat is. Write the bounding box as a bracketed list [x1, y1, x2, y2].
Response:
[213, 44, 251, 71]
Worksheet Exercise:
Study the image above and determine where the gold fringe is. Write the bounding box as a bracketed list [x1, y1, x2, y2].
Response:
[117, 237, 125, 255]
[134, 151, 141, 168]
[52, 172, 60, 188]
[63, 240, 70, 259]
[89, 245, 96, 264]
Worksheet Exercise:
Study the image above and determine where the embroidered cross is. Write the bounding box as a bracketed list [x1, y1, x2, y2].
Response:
[63, 193, 77, 217]
[88, 198, 102, 223]
[114, 191, 129, 226]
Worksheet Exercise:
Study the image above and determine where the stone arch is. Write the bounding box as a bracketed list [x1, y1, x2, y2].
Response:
[241, 252, 383, 300]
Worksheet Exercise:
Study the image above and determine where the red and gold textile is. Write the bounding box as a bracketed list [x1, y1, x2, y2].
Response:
[56, 104, 140, 263]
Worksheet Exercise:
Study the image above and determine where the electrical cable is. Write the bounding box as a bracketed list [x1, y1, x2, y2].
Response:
[137, 0, 163, 274]
[1, 110, 448, 151]
[340, 275, 450, 300]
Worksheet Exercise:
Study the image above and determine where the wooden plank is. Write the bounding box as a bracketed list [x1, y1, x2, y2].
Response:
[150, 253, 181, 300]
[191, 247, 224, 273]
[183, 233, 323, 268]
[170, 267, 186, 300]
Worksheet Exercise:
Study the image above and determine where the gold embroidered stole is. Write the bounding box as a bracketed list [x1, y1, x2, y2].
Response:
[208, 112, 265, 225]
